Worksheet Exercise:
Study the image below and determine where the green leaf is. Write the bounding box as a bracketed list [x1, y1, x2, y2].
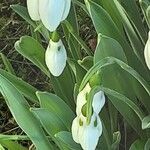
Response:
[49, 64, 76, 110]
[0, 140, 27, 150]
[31, 108, 67, 137]
[113, 0, 146, 67]
[78, 56, 93, 71]
[89, 86, 144, 133]
[129, 139, 146, 150]
[15, 36, 49, 77]
[0, 53, 15, 75]
[118, 0, 147, 43]
[85, 0, 148, 78]
[55, 131, 82, 150]
[36, 91, 75, 131]
[0, 74, 52, 150]
[0, 69, 38, 103]
[94, 34, 127, 63]
[11, 4, 36, 27]
[80, 57, 150, 98]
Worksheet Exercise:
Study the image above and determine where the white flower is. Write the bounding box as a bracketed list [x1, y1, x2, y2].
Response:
[144, 31, 150, 69]
[72, 83, 105, 150]
[27, 0, 71, 32]
[27, 0, 40, 21]
[72, 113, 102, 150]
[45, 39, 67, 76]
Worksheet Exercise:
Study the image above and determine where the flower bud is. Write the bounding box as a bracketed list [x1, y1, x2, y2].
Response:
[45, 39, 67, 76]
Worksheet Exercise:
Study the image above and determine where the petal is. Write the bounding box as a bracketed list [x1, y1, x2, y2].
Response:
[61, 0, 71, 21]
[27, 0, 40, 21]
[45, 39, 67, 76]
[76, 83, 91, 115]
[39, 0, 65, 32]
[92, 91, 105, 114]
[144, 31, 150, 70]
[71, 117, 80, 143]
[79, 114, 102, 150]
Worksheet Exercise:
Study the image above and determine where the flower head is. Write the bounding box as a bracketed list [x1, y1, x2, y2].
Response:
[72, 83, 105, 150]
[45, 39, 67, 76]
[27, 0, 71, 32]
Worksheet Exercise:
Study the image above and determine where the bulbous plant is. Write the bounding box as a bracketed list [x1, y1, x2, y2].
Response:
[0, 0, 150, 150]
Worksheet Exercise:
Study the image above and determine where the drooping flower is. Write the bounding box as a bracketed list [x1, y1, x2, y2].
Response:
[27, 0, 71, 32]
[144, 31, 150, 69]
[72, 83, 105, 150]
[45, 39, 67, 76]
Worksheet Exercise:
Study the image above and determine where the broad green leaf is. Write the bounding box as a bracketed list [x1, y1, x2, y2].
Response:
[80, 57, 150, 98]
[15, 36, 50, 77]
[0, 53, 15, 75]
[118, 0, 147, 43]
[36, 91, 75, 131]
[11, 4, 36, 28]
[94, 34, 136, 101]
[88, 86, 144, 133]
[78, 56, 93, 71]
[55, 131, 82, 150]
[31, 108, 67, 137]
[49, 64, 76, 110]
[0, 140, 27, 150]
[85, 0, 148, 78]
[113, 0, 146, 67]
[139, 0, 150, 29]
[0, 69, 38, 103]
[0, 74, 52, 150]
[96, 0, 124, 36]
[129, 139, 146, 150]
[94, 34, 127, 63]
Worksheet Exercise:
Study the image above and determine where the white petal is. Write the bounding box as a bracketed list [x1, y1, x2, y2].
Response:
[79, 113, 102, 150]
[27, 0, 40, 21]
[144, 31, 150, 70]
[61, 0, 71, 21]
[92, 91, 105, 114]
[39, 0, 65, 32]
[76, 83, 91, 115]
[45, 39, 67, 76]
[71, 117, 80, 143]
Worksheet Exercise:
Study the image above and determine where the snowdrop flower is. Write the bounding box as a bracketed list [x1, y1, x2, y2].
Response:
[144, 31, 150, 69]
[72, 83, 105, 150]
[27, 0, 71, 32]
[45, 39, 67, 76]
[72, 113, 102, 150]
